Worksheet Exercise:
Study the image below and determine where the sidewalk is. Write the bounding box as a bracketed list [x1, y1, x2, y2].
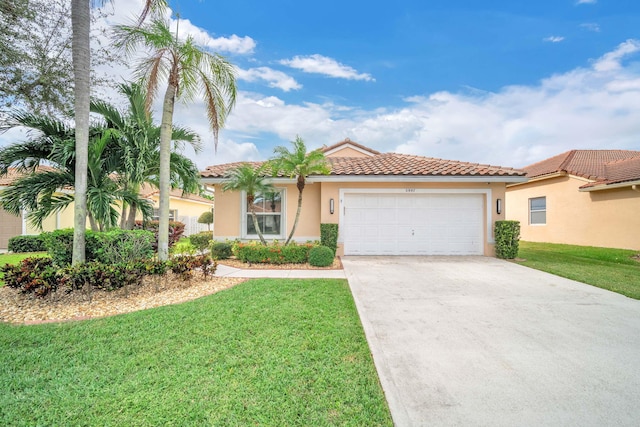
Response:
[215, 263, 346, 279]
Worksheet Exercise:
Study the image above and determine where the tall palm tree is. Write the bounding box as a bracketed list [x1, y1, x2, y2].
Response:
[70, 0, 168, 263]
[90, 82, 203, 229]
[113, 17, 237, 261]
[222, 163, 274, 245]
[271, 136, 331, 245]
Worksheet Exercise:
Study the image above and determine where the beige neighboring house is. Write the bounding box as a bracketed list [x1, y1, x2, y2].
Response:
[201, 139, 526, 256]
[506, 150, 640, 250]
[138, 184, 213, 236]
[0, 167, 74, 249]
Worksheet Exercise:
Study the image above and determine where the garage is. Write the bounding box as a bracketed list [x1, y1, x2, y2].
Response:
[342, 192, 484, 255]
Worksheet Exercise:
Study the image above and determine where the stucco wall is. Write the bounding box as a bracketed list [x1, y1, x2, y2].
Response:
[325, 146, 372, 158]
[506, 175, 640, 250]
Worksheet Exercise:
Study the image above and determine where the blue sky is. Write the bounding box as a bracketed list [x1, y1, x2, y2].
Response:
[7, 0, 640, 170]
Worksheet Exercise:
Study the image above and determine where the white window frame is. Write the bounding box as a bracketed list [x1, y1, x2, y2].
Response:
[153, 209, 177, 221]
[529, 197, 546, 225]
[241, 188, 286, 240]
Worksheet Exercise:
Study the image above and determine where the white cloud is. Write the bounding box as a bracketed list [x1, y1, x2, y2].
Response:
[543, 36, 565, 43]
[236, 67, 301, 91]
[280, 54, 375, 81]
[580, 23, 601, 32]
[576, 0, 597, 4]
[593, 39, 640, 72]
[172, 19, 256, 54]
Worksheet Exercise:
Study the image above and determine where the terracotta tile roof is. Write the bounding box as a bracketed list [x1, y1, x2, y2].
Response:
[201, 151, 525, 179]
[0, 166, 57, 186]
[523, 149, 640, 188]
[321, 138, 380, 155]
[139, 183, 212, 203]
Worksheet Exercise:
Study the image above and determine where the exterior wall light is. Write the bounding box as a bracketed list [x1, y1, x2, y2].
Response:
[330, 198, 335, 214]
[496, 198, 502, 215]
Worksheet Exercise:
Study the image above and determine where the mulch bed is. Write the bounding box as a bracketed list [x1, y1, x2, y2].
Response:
[218, 257, 343, 270]
[0, 273, 245, 325]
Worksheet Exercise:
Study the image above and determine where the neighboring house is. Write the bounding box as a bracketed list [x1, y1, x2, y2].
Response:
[0, 167, 74, 249]
[138, 184, 213, 236]
[506, 150, 640, 250]
[201, 139, 526, 256]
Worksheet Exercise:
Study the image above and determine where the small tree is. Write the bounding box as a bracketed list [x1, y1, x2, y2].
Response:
[222, 163, 274, 245]
[271, 136, 330, 245]
[198, 210, 214, 231]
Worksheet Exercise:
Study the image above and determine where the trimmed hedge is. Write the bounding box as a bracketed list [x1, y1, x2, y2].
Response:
[320, 223, 339, 254]
[189, 231, 213, 254]
[233, 241, 314, 264]
[308, 245, 335, 267]
[211, 241, 233, 260]
[495, 220, 520, 259]
[7, 235, 46, 253]
[41, 228, 155, 267]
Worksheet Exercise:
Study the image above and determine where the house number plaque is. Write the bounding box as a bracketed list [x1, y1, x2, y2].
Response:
[405, 188, 416, 193]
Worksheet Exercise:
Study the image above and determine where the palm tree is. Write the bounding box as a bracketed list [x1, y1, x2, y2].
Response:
[222, 163, 274, 245]
[0, 111, 152, 231]
[70, 0, 168, 263]
[271, 136, 331, 245]
[90, 82, 203, 229]
[113, 17, 237, 261]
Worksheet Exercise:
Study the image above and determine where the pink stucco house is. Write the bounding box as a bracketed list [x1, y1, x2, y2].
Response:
[506, 149, 640, 250]
[201, 139, 526, 256]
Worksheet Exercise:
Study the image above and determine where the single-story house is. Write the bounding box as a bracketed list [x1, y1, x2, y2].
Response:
[506, 149, 640, 250]
[201, 139, 527, 256]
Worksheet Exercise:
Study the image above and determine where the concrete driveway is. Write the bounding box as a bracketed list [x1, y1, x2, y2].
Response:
[342, 256, 640, 427]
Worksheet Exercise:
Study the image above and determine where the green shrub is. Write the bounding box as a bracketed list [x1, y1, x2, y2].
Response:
[7, 235, 46, 253]
[320, 223, 339, 254]
[169, 254, 217, 280]
[92, 229, 155, 264]
[197, 211, 214, 229]
[233, 241, 314, 264]
[41, 229, 154, 267]
[41, 229, 101, 267]
[189, 231, 213, 254]
[211, 241, 233, 260]
[495, 220, 520, 259]
[308, 245, 335, 267]
[133, 220, 185, 251]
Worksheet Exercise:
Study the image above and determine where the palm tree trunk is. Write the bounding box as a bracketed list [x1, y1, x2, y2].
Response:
[71, 0, 90, 265]
[120, 204, 128, 228]
[157, 81, 177, 261]
[126, 201, 137, 229]
[285, 187, 304, 245]
[250, 209, 267, 245]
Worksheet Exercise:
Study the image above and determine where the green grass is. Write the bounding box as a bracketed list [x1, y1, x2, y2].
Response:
[516, 241, 640, 299]
[0, 252, 48, 286]
[0, 279, 392, 426]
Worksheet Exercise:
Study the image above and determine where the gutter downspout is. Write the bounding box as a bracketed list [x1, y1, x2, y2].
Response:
[632, 185, 640, 193]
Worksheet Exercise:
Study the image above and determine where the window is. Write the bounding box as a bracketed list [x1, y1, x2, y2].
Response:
[244, 190, 284, 237]
[529, 197, 546, 225]
[153, 209, 177, 221]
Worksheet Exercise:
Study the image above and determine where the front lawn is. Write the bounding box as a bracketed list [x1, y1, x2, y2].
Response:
[0, 278, 392, 426]
[0, 252, 48, 286]
[516, 241, 640, 299]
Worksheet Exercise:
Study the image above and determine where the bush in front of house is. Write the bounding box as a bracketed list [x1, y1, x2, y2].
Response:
[41, 229, 155, 267]
[133, 220, 185, 251]
[495, 220, 521, 259]
[0, 257, 58, 297]
[233, 241, 314, 264]
[189, 231, 213, 254]
[210, 241, 233, 260]
[7, 234, 47, 253]
[308, 245, 335, 267]
[320, 223, 339, 255]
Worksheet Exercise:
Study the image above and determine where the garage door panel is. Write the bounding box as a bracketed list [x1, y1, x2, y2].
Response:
[344, 193, 484, 256]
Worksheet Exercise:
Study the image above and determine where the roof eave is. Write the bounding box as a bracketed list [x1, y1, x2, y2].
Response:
[579, 179, 640, 192]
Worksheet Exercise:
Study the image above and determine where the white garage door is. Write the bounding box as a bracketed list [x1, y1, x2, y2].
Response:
[343, 193, 484, 255]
